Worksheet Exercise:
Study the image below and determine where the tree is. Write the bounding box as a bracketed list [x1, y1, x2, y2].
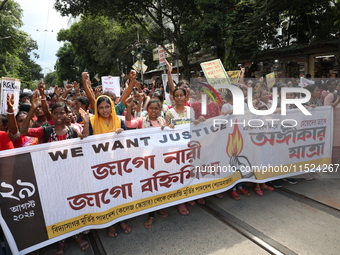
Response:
[54, 42, 81, 84]
[44, 71, 58, 87]
[55, 0, 223, 80]
[57, 14, 155, 81]
[54, 0, 340, 79]
[0, 0, 42, 88]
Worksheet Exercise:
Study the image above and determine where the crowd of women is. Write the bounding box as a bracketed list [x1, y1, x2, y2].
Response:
[1, 62, 339, 254]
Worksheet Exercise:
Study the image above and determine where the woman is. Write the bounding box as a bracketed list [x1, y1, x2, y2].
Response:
[85, 94, 131, 237]
[126, 99, 166, 129]
[253, 89, 273, 110]
[89, 95, 125, 135]
[166, 88, 193, 126]
[139, 89, 168, 118]
[166, 88, 196, 215]
[6, 94, 39, 147]
[37, 82, 83, 134]
[125, 99, 169, 228]
[303, 84, 322, 108]
[82, 71, 136, 117]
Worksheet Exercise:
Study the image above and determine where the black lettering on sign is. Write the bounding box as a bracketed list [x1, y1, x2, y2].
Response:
[2, 81, 19, 89]
[48, 150, 68, 161]
[92, 142, 109, 153]
[71, 147, 84, 157]
[48, 147, 84, 161]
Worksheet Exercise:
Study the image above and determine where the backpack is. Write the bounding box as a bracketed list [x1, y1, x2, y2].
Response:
[43, 126, 78, 143]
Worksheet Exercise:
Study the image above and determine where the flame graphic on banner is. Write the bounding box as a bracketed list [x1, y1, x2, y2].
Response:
[226, 123, 243, 157]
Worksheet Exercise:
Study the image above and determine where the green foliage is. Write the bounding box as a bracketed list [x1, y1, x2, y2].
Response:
[0, 1, 42, 88]
[44, 71, 58, 87]
[54, 0, 340, 78]
[55, 0, 211, 79]
[54, 42, 80, 84]
[56, 15, 156, 81]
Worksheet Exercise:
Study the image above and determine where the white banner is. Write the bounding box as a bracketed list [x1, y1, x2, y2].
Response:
[0, 107, 333, 254]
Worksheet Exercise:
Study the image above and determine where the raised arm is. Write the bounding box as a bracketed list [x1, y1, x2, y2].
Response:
[142, 95, 150, 111]
[120, 70, 136, 105]
[78, 108, 90, 138]
[60, 83, 74, 101]
[54, 85, 63, 103]
[239, 67, 245, 85]
[82, 72, 96, 110]
[74, 81, 81, 97]
[165, 59, 175, 96]
[151, 78, 156, 94]
[38, 82, 52, 121]
[20, 91, 40, 134]
[6, 94, 17, 135]
[136, 93, 144, 116]
[125, 96, 134, 122]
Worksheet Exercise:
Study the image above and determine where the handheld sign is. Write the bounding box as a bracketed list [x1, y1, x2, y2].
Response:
[101, 76, 121, 97]
[0, 77, 20, 114]
[266, 72, 276, 89]
[200, 59, 231, 88]
[227, 70, 241, 84]
[158, 45, 166, 67]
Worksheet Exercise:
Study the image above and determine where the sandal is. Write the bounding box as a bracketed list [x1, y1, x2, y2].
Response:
[255, 188, 263, 196]
[238, 188, 251, 197]
[75, 234, 89, 251]
[261, 184, 274, 191]
[188, 201, 196, 206]
[230, 191, 240, 200]
[144, 217, 155, 229]
[107, 226, 118, 237]
[178, 204, 189, 216]
[158, 209, 168, 217]
[215, 193, 223, 199]
[120, 222, 132, 234]
[197, 198, 205, 204]
[55, 240, 66, 255]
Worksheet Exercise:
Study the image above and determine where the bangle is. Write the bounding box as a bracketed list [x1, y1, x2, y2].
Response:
[60, 97, 66, 101]
[20, 127, 28, 134]
[6, 111, 14, 115]
[41, 98, 46, 101]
